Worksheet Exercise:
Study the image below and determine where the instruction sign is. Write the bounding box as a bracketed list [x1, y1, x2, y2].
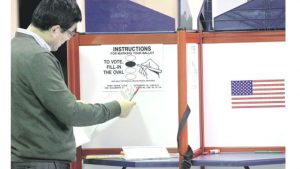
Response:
[99, 44, 164, 91]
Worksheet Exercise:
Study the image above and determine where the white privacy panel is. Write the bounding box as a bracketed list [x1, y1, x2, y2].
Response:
[77, 43, 201, 150]
[79, 44, 179, 147]
[187, 43, 201, 151]
[203, 42, 287, 147]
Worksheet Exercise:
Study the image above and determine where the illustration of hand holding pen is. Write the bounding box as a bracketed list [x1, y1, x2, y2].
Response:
[137, 59, 162, 79]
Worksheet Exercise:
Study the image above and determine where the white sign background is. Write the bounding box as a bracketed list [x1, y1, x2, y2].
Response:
[97, 44, 164, 91]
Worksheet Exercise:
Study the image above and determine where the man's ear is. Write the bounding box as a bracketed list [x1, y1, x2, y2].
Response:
[49, 25, 61, 34]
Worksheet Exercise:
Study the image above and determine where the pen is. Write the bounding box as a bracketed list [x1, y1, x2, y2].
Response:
[129, 86, 140, 101]
[255, 150, 283, 154]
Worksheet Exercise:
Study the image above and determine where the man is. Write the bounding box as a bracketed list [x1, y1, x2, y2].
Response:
[11, 0, 136, 168]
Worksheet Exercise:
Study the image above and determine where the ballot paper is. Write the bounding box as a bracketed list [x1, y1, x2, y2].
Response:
[74, 125, 97, 147]
[85, 154, 125, 159]
[121, 84, 139, 101]
[74, 85, 138, 147]
[84, 146, 176, 160]
[122, 146, 171, 160]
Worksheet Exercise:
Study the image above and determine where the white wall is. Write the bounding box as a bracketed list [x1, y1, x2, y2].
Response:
[187, 0, 203, 30]
[2, 0, 11, 168]
[11, 0, 19, 38]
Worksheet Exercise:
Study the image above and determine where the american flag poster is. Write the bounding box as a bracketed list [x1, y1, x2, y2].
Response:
[231, 79, 285, 109]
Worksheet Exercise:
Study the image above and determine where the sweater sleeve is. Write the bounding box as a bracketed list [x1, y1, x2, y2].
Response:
[26, 52, 121, 126]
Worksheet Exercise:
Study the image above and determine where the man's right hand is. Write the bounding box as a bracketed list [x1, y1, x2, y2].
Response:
[117, 99, 136, 118]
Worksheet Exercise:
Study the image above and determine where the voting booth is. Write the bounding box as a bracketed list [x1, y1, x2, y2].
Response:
[67, 30, 286, 169]
[67, 31, 203, 169]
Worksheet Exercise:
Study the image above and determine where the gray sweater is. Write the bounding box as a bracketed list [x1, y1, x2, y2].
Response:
[11, 32, 121, 162]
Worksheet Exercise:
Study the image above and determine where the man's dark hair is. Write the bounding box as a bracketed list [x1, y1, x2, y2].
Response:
[31, 0, 82, 31]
